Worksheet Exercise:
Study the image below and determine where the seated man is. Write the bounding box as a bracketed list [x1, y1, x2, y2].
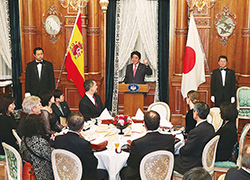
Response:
[174, 102, 215, 175]
[225, 144, 250, 180]
[79, 79, 104, 121]
[54, 112, 108, 180]
[51, 89, 71, 119]
[120, 110, 175, 180]
[183, 167, 212, 180]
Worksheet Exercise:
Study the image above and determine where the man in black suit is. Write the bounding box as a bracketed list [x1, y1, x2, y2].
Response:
[225, 144, 250, 180]
[120, 110, 175, 180]
[174, 102, 215, 175]
[25, 47, 55, 96]
[123, 51, 152, 84]
[79, 79, 104, 121]
[210, 55, 236, 107]
[54, 112, 108, 180]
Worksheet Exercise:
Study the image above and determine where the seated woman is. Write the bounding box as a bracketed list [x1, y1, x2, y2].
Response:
[20, 114, 54, 179]
[0, 95, 18, 155]
[215, 102, 238, 162]
[38, 90, 64, 136]
[183, 90, 199, 137]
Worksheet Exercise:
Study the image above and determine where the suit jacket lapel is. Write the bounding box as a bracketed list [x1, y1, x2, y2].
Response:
[134, 63, 141, 78]
[32, 61, 40, 80]
[217, 69, 223, 85]
[225, 69, 230, 86]
[41, 61, 46, 80]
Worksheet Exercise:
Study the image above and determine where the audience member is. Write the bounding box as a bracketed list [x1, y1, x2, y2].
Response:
[0, 96, 3, 115]
[25, 47, 55, 97]
[183, 167, 212, 180]
[211, 55, 236, 107]
[79, 79, 104, 121]
[174, 102, 215, 175]
[120, 110, 174, 180]
[39, 90, 64, 136]
[215, 102, 238, 162]
[54, 112, 108, 180]
[0, 95, 18, 155]
[225, 144, 250, 180]
[17, 96, 42, 137]
[184, 90, 199, 136]
[51, 89, 71, 119]
[123, 51, 152, 84]
[20, 114, 54, 180]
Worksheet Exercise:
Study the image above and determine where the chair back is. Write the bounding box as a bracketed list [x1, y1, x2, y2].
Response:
[202, 135, 220, 174]
[2, 142, 22, 180]
[236, 86, 250, 119]
[207, 107, 223, 132]
[12, 129, 21, 149]
[237, 123, 250, 167]
[147, 102, 171, 122]
[51, 149, 82, 180]
[140, 150, 174, 180]
[218, 174, 226, 180]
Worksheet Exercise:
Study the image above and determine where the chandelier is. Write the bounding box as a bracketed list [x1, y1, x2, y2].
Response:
[186, 0, 216, 11]
[59, 0, 89, 11]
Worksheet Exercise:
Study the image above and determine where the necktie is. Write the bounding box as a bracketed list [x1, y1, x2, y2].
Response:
[93, 96, 98, 109]
[220, 68, 226, 71]
[133, 64, 137, 77]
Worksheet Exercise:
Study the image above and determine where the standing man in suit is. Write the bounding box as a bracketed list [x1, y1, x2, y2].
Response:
[120, 110, 175, 180]
[54, 112, 108, 180]
[210, 55, 236, 107]
[174, 102, 215, 175]
[225, 144, 250, 180]
[25, 47, 55, 97]
[123, 51, 152, 84]
[79, 79, 104, 121]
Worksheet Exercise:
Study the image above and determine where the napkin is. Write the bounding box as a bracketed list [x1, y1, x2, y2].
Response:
[96, 124, 109, 133]
[98, 108, 113, 120]
[132, 108, 144, 120]
[159, 114, 173, 128]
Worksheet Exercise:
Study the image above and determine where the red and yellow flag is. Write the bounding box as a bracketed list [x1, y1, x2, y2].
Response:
[65, 10, 85, 97]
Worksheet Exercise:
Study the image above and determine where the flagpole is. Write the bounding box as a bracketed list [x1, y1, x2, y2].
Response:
[56, 5, 82, 89]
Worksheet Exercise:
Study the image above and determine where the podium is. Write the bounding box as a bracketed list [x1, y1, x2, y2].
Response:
[119, 84, 149, 116]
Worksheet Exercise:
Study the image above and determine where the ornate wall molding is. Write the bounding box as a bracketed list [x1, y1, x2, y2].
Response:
[22, 26, 37, 34]
[87, 27, 101, 36]
[242, 28, 250, 37]
[175, 28, 188, 36]
[65, 16, 87, 27]
[194, 17, 210, 28]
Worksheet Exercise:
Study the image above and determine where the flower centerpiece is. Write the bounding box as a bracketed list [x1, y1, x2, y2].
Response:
[112, 115, 132, 134]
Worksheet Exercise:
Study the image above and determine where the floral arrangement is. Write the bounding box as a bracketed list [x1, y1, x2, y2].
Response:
[112, 115, 133, 129]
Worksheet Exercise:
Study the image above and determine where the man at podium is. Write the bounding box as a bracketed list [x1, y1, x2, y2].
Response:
[123, 51, 152, 84]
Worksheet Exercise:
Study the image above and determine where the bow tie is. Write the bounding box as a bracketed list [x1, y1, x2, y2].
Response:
[220, 68, 227, 71]
[36, 62, 42, 65]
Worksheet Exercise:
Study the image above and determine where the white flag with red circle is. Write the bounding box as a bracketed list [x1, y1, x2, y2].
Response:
[181, 14, 206, 98]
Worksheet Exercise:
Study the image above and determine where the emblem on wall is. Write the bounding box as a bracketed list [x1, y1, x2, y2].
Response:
[215, 6, 236, 46]
[43, 5, 63, 44]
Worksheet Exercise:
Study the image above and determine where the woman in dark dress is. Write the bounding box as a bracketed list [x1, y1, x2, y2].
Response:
[215, 102, 238, 161]
[0, 95, 18, 155]
[38, 90, 64, 137]
[183, 90, 199, 136]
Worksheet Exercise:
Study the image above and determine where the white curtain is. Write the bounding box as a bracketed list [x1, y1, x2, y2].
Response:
[0, 0, 12, 80]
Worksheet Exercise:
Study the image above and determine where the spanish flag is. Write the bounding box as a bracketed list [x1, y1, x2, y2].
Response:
[65, 10, 85, 97]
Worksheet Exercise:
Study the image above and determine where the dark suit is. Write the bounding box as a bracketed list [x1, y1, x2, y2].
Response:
[211, 68, 236, 107]
[120, 131, 175, 180]
[174, 121, 215, 175]
[185, 109, 197, 134]
[124, 63, 152, 84]
[51, 101, 71, 119]
[215, 121, 238, 161]
[79, 94, 104, 121]
[54, 132, 99, 180]
[225, 168, 250, 180]
[25, 60, 55, 96]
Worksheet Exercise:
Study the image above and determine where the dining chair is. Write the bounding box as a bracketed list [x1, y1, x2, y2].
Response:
[140, 150, 174, 180]
[12, 129, 22, 149]
[51, 149, 82, 180]
[218, 173, 226, 180]
[207, 107, 223, 132]
[147, 102, 171, 122]
[236, 86, 250, 119]
[2, 142, 22, 180]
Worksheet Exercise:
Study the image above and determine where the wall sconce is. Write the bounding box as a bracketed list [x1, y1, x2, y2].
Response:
[59, 0, 89, 10]
[186, 0, 216, 11]
[99, 0, 109, 12]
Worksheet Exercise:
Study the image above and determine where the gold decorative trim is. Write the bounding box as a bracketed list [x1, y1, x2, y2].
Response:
[22, 26, 37, 34]
[239, 74, 250, 77]
[242, 28, 250, 37]
[87, 27, 101, 36]
[86, 72, 101, 75]
[194, 17, 210, 27]
[65, 16, 87, 27]
[175, 28, 188, 36]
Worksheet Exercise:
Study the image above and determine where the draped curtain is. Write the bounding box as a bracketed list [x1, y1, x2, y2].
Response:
[0, 0, 12, 80]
